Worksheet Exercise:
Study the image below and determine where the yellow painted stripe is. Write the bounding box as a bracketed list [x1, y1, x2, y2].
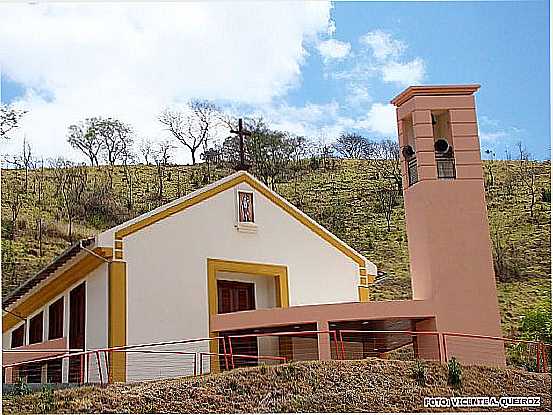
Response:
[108, 261, 127, 383]
[358, 286, 370, 302]
[2, 248, 113, 332]
[115, 175, 244, 239]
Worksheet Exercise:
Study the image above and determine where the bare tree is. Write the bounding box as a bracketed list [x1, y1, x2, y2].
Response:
[4, 137, 34, 193]
[365, 140, 402, 194]
[138, 138, 154, 165]
[50, 158, 88, 241]
[91, 117, 133, 166]
[152, 140, 174, 200]
[4, 179, 24, 240]
[333, 133, 368, 159]
[483, 149, 496, 189]
[121, 146, 137, 211]
[159, 100, 220, 165]
[21, 137, 33, 193]
[516, 142, 538, 220]
[34, 159, 46, 257]
[375, 185, 398, 232]
[67, 120, 103, 166]
[0, 104, 27, 140]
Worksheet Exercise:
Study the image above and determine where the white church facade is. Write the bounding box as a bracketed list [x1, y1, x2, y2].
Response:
[2, 171, 376, 383]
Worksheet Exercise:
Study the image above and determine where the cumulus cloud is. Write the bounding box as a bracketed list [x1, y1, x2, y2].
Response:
[317, 39, 351, 61]
[357, 103, 397, 136]
[242, 100, 396, 143]
[345, 84, 372, 107]
[381, 58, 425, 86]
[359, 30, 425, 86]
[360, 30, 405, 61]
[0, 1, 332, 162]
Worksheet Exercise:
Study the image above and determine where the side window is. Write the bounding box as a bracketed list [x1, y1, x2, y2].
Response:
[48, 297, 64, 340]
[29, 312, 44, 344]
[11, 325, 25, 348]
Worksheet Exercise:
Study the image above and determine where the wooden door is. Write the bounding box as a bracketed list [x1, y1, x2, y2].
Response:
[69, 282, 85, 383]
[217, 280, 255, 314]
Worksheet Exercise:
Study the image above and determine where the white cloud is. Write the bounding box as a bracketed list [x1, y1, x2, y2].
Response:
[480, 131, 508, 142]
[317, 39, 351, 61]
[238, 100, 397, 144]
[356, 30, 425, 87]
[345, 84, 372, 107]
[245, 101, 342, 140]
[381, 58, 425, 86]
[357, 103, 397, 136]
[478, 115, 523, 144]
[360, 30, 405, 61]
[0, 2, 332, 163]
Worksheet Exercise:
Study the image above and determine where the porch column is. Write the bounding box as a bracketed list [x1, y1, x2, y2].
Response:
[317, 321, 332, 361]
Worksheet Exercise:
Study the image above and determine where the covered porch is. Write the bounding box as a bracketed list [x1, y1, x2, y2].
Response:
[211, 298, 440, 367]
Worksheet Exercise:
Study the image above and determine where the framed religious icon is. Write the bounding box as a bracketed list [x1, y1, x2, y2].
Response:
[237, 191, 254, 223]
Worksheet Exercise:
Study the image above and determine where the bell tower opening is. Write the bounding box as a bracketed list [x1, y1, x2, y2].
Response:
[431, 111, 456, 179]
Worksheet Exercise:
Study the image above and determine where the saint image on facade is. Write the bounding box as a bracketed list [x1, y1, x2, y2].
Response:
[238, 191, 254, 223]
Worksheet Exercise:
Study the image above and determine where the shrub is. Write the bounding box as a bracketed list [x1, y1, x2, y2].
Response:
[13, 377, 31, 396]
[411, 360, 426, 386]
[541, 188, 551, 203]
[447, 357, 462, 388]
[38, 385, 55, 413]
[520, 301, 552, 343]
[259, 364, 268, 375]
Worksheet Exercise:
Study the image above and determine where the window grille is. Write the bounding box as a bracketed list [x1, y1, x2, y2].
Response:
[408, 158, 418, 186]
[436, 157, 456, 179]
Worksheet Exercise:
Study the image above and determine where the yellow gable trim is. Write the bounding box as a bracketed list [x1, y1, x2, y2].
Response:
[115, 175, 244, 239]
[114, 173, 366, 268]
[2, 247, 113, 332]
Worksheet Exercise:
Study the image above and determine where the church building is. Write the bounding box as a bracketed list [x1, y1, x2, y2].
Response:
[2, 84, 504, 384]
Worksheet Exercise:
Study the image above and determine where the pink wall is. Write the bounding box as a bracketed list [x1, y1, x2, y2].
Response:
[392, 85, 505, 366]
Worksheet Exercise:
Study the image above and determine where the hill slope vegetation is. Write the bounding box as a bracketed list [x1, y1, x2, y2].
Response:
[1, 159, 550, 337]
[3, 359, 551, 413]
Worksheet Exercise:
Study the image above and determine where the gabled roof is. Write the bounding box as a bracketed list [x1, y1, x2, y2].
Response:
[100, 170, 375, 274]
[4, 171, 376, 317]
[3, 238, 94, 307]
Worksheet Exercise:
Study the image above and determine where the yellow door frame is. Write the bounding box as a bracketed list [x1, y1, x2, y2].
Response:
[207, 258, 290, 371]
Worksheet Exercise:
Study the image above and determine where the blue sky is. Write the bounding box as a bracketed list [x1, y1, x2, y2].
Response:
[0, 1, 549, 162]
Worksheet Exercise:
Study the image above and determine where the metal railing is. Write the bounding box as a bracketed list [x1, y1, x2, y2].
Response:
[3, 329, 550, 385]
[407, 158, 418, 186]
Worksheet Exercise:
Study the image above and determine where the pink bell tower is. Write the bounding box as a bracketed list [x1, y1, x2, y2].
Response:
[391, 85, 504, 365]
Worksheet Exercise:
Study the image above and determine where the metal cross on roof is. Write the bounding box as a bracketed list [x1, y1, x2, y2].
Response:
[230, 118, 251, 171]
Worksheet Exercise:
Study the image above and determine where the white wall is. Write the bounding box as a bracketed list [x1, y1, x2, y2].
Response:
[122, 182, 359, 380]
[84, 263, 109, 382]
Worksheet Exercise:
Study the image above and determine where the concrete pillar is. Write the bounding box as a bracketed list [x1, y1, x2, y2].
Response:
[317, 321, 332, 361]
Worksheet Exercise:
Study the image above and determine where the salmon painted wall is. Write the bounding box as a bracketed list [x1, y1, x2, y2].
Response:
[393, 85, 504, 366]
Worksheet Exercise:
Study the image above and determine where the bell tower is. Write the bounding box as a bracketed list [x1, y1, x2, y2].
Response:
[391, 85, 504, 359]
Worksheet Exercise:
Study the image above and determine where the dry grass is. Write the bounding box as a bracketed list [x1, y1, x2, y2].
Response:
[3, 359, 551, 413]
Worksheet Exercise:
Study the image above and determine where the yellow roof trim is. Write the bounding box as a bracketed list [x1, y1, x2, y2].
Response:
[3, 247, 112, 332]
[114, 172, 366, 267]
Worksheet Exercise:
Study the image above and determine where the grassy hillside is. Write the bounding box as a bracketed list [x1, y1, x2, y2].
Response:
[3, 359, 551, 413]
[1, 159, 550, 336]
